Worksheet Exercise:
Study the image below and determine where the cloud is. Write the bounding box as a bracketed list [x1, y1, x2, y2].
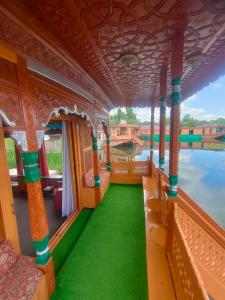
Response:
[186, 93, 198, 102]
[133, 107, 171, 122]
[180, 103, 217, 120]
[211, 83, 223, 89]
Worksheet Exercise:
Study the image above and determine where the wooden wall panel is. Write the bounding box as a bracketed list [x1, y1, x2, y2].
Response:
[0, 57, 18, 85]
[0, 89, 24, 128]
[81, 126, 93, 174]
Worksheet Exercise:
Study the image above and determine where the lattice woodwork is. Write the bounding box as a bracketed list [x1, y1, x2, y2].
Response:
[176, 204, 225, 288]
[130, 161, 149, 176]
[111, 160, 149, 177]
[171, 204, 208, 300]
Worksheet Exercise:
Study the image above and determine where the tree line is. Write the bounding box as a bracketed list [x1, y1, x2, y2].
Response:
[110, 108, 225, 128]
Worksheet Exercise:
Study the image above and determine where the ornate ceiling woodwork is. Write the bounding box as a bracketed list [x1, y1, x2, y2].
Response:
[1, 0, 225, 108]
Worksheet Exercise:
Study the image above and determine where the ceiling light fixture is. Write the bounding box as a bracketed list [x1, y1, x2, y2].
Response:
[120, 54, 138, 67]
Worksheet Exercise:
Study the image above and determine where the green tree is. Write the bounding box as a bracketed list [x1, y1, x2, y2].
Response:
[125, 108, 140, 124]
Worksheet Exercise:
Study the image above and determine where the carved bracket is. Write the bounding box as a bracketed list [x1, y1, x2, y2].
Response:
[0, 110, 16, 127]
[10, 131, 28, 152]
[36, 130, 45, 149]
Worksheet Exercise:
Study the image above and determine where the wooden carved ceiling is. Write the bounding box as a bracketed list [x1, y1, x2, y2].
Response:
[1, 0, 225, 108]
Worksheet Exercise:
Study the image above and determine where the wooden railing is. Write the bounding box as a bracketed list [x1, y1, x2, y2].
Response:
[169, 203, 208, 300]
[111, 160, 149, 177]
[155, 167, 225, 299]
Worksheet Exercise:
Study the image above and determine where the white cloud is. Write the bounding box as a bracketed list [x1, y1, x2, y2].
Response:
[133, 107, 171, 122]
[211, 83, 222, 89]
[186, 93, 198, 102]
[180, 103, 217, 120]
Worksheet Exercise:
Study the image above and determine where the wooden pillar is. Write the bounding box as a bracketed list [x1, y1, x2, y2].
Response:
[91, 128, 101, 205]
[17, 56, 55, 294]
[168, 31, 184, 197]
[159, 66, 168, 171]
[149, 105, 155, 176]
[0, 121, 20, 254]
[102, 123, 111, 171]
[150, 105, 155, 152]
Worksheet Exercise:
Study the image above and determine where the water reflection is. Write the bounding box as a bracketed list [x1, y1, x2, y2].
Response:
[110, 142, 225, 228]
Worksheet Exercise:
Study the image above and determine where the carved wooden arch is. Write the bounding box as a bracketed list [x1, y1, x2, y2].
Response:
[0, 110, 16, 127]
[42, 104, 95, 132]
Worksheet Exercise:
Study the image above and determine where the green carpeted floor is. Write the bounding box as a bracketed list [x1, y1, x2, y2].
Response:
[51, 184, 148, 300]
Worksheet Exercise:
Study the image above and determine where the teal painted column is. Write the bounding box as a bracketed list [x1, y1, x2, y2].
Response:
[159, 65, 167, 171]
[169, 30, 184, 198]
[91, 131, 101, 205]
[106, 133, 111, 171]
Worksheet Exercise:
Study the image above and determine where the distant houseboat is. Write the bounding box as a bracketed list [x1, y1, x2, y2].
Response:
[180, 125, 225, 139]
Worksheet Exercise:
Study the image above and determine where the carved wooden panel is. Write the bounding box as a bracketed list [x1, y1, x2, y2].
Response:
[0, 7, 109, 108]
[0, 90, 24, 127]
[0, 57, 18, 85]
[84, 149, 93, 173]
[81, 125, 93, 173]
[1, 0, 225, 107]
[176, 204, 225, 288]
[29, 74, 96, 129]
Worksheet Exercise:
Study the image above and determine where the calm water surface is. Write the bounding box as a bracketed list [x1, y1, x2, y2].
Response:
[113, 144, 225, 228]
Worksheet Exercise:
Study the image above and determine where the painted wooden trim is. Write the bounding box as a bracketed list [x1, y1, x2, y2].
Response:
[0, 44, 17, 63]
[31, 274, 49, 300]
[0, 123, 20, 254]
[110, 177, 142, 184]
[49, 210, 80, 251]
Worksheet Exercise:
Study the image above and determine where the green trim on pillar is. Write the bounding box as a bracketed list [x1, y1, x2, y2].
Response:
[94, 175, 101, 188]
[107, 162, 111, 171]
[171, 77, 181, 86]
[160, 96, 166, 114]
[22, 152, 41, 183]
[92, 137, 98, 150]
[169, 175, 178, 197]
[160, 106, 166, 114]
[169, 175, 178, 185]
[159, 157, 165, 165]
[33, 235, 51, 266]
[160, 96, 167, 102]
[171, 91, 181, 105]
[159, 157, 165, 171]
[171, 76, 182, 105]
[106, 133, 110, 145]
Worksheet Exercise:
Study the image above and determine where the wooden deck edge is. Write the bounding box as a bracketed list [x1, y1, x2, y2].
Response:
[111, 177, 143, 184]
[142, 176, 176, 300]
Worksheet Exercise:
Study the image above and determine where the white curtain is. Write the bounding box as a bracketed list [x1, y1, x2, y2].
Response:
[62, 121, 74, 217]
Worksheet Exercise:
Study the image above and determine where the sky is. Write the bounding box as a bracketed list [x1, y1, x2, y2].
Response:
[110, 74, 225, 122]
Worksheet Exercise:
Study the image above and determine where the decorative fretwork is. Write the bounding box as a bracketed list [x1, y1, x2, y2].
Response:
[176, 205, 225, 287]
[170, 204, 208, 300]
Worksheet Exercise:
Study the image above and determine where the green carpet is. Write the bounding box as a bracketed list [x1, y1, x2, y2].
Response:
[52, 184, 148, 300]
[52, 208, 93, 274]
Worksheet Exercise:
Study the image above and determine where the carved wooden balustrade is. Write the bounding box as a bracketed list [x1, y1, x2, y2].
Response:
[156, 168, 225, 299]
[169, 203, 208, 300]
[111, 161, 149, 178]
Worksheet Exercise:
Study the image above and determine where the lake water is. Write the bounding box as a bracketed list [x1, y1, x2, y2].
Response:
[112, 143, 225, 228]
